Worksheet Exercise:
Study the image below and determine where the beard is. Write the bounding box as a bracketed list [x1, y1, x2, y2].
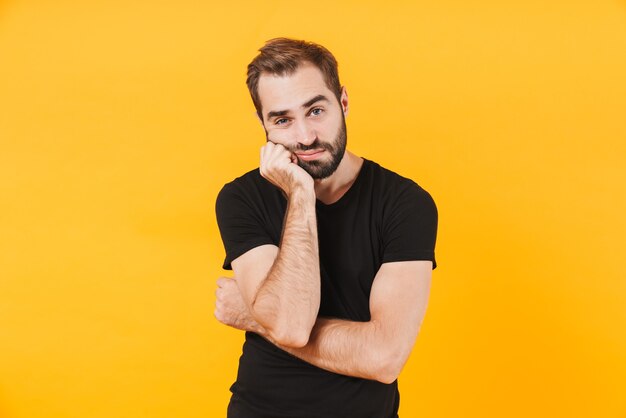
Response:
[288, 116, 347, 180]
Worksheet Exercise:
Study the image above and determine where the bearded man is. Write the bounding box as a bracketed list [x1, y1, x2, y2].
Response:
[215, 38, 438, 418]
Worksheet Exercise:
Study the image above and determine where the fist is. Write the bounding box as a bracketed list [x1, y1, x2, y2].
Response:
[260, 142, 313, 195]
[215, 277, 249, 330]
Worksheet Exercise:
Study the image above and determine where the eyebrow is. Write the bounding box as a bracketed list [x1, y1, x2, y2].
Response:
[302, 94, 329, 108]
[266, 94, 330, 120]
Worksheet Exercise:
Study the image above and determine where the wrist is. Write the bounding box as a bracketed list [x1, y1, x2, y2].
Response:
[288, 184, 315, 202]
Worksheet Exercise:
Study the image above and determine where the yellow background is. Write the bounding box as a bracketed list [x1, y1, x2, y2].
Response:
[1, 0, 625, 417]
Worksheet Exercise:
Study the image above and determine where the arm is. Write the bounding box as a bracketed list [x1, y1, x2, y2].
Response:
[216, 260, 432, 384]
[283, 261, 431, 383]
[230, 142, 320, 348]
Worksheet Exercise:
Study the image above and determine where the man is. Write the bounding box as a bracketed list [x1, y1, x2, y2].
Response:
[214, 38, 437, 418]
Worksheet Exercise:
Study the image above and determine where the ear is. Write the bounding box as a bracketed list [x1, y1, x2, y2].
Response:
[340, 86, 349, 117]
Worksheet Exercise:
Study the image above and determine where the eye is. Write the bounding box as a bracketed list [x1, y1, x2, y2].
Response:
[275, 118, 289, 125]
[309, 107, 324, 117]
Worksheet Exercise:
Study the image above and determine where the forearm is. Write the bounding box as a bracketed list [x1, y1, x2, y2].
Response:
[223, 300, 401, 383]
[229, 313, 392, 382]
[252, 188, 321, 346]
[220, 286, 407, 384]
[276, 318, 399, 384]
[218, 255, 430, 384]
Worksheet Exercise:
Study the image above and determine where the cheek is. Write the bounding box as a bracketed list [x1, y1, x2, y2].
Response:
[316, 117, 341, 138]
[265, 127, 292, 145]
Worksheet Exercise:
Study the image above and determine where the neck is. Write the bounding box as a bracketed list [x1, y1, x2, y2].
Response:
[313, 150, 363, 205]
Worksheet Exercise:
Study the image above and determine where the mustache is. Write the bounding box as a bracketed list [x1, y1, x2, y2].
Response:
[287, 139, 334, 153]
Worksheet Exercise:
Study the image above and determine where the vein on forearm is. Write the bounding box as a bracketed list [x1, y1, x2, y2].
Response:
[281, 318, 385, 380]
[252, 190, 320, 337]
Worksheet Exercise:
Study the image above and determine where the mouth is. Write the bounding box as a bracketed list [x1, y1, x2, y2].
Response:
[295, 149, 326, 161]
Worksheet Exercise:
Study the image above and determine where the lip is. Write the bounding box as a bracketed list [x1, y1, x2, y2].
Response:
[295, 149, 325, 161]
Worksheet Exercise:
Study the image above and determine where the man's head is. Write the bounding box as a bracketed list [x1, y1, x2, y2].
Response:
[246, 38, 348, 180]
[247, 38, 343, 120]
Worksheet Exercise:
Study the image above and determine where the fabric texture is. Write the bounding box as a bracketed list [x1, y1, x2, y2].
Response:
[215, 158, 437, 418]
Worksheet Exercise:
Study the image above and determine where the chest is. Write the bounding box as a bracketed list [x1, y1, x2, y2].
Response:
[262, 188, 385, 321]
[316, 197, 385, 320]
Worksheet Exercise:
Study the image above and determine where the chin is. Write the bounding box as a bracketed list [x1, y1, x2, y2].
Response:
[300, 154, 344, 180]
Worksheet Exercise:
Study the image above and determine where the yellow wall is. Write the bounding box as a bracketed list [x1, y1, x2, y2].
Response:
[1, 0, 625, 416]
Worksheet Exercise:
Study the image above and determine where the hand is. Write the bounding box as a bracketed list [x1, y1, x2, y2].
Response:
[215, 277, 264, 333]
[260, 142, 314, 196]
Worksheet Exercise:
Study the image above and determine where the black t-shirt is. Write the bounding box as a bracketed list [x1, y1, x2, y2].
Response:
[215, 158, 438, 418]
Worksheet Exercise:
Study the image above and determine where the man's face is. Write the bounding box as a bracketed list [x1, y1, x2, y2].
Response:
[257, 63, 348, 180]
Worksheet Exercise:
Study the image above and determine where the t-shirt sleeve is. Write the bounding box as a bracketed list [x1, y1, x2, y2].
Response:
[381, 182, 438, 269]
[215, 182, 275, 270]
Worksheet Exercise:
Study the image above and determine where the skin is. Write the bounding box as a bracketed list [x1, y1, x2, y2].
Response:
[214, 63, 432, 383]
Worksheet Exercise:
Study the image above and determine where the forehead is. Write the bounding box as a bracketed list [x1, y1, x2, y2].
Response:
[257, 64, 334, 116]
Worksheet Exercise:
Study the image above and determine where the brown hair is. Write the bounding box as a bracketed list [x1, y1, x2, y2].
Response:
[246, 38, 342, 119]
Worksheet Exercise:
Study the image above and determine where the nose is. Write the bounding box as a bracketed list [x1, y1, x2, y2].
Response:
[294, 119, 316, 147]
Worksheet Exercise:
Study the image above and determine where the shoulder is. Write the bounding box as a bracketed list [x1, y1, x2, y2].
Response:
[218, 167, 264, 197]
[364, 159, 436, 209]
[216, 167, 276, 208]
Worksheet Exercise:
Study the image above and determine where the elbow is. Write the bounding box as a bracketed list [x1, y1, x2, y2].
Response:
[373, 348, 408, 384]
[251, 300, 315, 348]
[255, 307, 313, 348]
[374, 365, 401, 385]
[251, 313, 310, 347]
[376, 372, 400, 385]
[268, 326, 311, 348]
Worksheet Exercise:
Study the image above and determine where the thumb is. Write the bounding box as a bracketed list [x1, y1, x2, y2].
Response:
[216, 277, 230, 287]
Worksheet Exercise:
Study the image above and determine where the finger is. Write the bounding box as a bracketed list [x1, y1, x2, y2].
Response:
[268, 144, 292, 165]
[272, 143, 290, 157]
[264, 141, 275, 154]
[260, 143, 275, 168]
[214, 308, 223, 322]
